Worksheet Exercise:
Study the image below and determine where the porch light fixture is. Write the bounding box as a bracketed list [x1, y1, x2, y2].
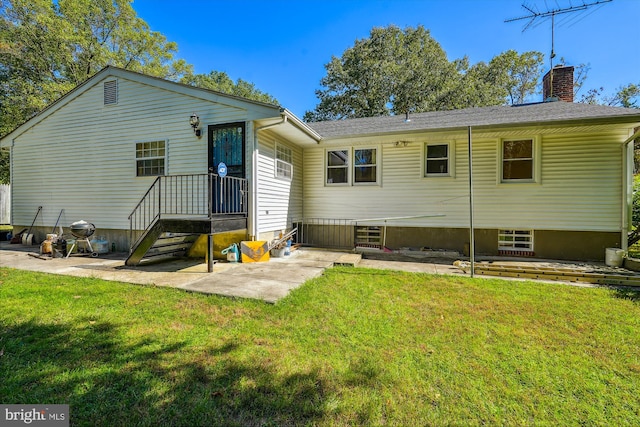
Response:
[189, 113, 201, 137]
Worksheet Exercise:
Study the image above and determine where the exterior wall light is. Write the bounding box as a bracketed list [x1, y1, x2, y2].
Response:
[189, 113, 201, 137]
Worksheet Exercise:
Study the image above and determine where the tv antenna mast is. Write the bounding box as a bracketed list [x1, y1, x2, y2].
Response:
[505, 0, 612, 97]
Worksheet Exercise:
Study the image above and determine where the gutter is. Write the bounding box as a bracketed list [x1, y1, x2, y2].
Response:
[280, 108, 323, 143]
[315, 115, 640, 142]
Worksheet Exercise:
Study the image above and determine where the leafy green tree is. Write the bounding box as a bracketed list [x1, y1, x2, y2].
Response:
[0, 0, 192, 137]
[305, 25, 460, 121]
[487, 50, 544, 105]
[304, 25, 545, 121]
[181, 71, 278, 105]
[578, 82, 640, 108]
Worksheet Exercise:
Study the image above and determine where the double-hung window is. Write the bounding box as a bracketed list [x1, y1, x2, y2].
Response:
[354, 148, 377, 184]
[275, 143, 293, 180]
[502, 139, 534, 182]
[326, 150, 349, 184]
[136, 140, 166, 176]
[425, 143, 450, 176]
[326, 147, 379, 185]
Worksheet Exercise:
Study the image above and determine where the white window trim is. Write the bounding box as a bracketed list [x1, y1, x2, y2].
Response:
[325, 148, 351, 186]
[135, 139, 168, 177]
[325, 146, 382, 187]
[423, 141, 455, 178]
[274, 141, 293, 181]
[353, 146, 380, 186]
[498, 136, 541, 184]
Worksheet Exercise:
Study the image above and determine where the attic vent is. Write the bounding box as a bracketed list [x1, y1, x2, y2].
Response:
[104, 80, 118, 105]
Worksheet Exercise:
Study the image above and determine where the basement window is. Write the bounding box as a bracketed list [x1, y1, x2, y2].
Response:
[136, 140, 166, 176]
[355, 225, 383, 250]
[104, 80, 118, 105]
[498, 230, 534, 253]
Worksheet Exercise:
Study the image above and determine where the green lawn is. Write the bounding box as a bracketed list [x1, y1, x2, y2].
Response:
[1, 267, 639, 426]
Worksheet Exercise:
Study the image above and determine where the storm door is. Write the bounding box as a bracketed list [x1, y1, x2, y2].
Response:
[208, 122, 246, 214]
[208, 122, 245, 178]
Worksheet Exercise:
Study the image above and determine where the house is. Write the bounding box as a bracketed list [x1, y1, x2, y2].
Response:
[1, 65, 640, 263]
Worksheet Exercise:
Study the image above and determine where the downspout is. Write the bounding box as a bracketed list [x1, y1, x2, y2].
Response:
[251, 113, 288, 240]
[468, 126, 475, 277]
[622, 128, 640, 251]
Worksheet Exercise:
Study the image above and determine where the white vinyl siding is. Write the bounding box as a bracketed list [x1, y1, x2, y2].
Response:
[9, 76, 252, 231]
[303, 128, 628, 232]
[256, 134, 303, 234]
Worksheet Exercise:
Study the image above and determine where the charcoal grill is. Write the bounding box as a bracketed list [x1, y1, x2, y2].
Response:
[66, 220, 98, 257]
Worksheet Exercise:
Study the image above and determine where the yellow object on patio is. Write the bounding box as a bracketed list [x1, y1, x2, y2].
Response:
[240, 241, 270, 263]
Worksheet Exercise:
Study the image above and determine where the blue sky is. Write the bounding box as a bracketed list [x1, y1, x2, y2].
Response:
[132, 0, 639, 118]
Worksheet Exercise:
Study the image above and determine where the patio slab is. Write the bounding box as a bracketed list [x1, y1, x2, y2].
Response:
[0, 241, 462, 302]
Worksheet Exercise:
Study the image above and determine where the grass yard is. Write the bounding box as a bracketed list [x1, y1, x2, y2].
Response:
[1, 266, 639, 426]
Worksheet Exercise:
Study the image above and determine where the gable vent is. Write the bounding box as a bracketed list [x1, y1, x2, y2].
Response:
[103, 80, 118, 105]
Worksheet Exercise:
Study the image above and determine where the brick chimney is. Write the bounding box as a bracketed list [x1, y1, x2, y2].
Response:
[543, 65, 574, 102]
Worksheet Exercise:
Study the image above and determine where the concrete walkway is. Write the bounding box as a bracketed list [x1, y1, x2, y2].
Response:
[0, 242, 462, 303]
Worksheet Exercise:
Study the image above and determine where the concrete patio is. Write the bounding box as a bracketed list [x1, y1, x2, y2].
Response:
[0, 241, 461, 303]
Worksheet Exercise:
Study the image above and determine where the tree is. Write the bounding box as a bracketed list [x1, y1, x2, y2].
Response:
[181, 71, 278, 105]
[305, 25, 460, 121]
[0, 0, 192, 137]
[578, 82, 640, 108]
[487, 50, 544, 105]
[304, 25, 544, 122]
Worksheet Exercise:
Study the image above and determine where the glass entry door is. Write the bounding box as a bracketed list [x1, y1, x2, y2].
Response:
[208, 122, 245, 178]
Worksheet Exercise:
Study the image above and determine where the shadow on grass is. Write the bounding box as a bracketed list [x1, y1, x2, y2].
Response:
[0, 319, 330, 426]
[611, 286, 640, 304]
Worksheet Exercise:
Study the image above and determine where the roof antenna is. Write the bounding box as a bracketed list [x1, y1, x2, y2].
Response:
[505, 0, 612, 98]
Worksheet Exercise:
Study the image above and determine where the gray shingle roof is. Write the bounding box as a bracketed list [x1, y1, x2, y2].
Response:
[307, 101, 640, 139]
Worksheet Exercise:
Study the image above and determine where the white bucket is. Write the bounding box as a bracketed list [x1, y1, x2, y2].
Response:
[605, 248, 625, 267]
